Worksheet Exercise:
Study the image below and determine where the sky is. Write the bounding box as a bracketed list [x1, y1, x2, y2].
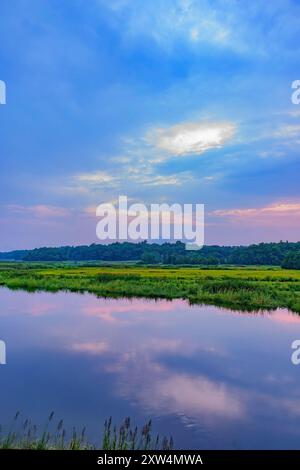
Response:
[0, 0, 300, 250]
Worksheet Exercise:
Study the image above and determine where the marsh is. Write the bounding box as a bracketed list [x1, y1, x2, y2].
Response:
[1, 287, 300, 449]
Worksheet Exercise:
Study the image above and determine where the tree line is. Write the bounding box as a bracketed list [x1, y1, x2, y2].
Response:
[0, 241, 300, 268]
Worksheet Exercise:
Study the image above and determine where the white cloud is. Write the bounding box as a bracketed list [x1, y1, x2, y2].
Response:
[278, 109, 300, 119]
[258, 150, 285, 159]
[67, 118, 233, 199]
[74, 171, 117, 184]
[155, 374, 244, 419]
[69, 171, 120, 194]
[135, 171, 194, 186]
[99, 0, 298, 56]
[274, 124, 300, 138]
[147, 121, 236, 156]
[70, 155, 195, 197]
[108, 0, 233, 49]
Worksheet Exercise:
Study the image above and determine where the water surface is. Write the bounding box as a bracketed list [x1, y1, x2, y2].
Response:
[1, 287, 300, 449]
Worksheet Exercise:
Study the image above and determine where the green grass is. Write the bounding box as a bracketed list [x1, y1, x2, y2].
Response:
[1, 262, 300, 312]
[0, 412, 173, 450]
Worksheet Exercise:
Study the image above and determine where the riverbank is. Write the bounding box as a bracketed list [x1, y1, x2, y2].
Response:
[1, 263, 300, 313]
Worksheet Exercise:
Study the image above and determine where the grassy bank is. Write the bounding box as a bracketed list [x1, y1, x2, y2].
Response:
[0, 262, 300, 313]
[0, 413, 173, 450]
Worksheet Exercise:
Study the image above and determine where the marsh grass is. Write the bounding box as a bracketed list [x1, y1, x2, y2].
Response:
[1, 263, 300, 312]
[102, 417, 173, 450]
[0, 412, 173, 450]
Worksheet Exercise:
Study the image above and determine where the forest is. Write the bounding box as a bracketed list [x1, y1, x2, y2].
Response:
[0, 241, 300, 268]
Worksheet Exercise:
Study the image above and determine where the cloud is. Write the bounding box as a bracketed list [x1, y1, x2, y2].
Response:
[278, 110, 300, 119]
[83, 298, 182, 323]
[212, 201, 300, 229]
[67, 118, 231, 200]
[136, 172, 194, 186]
[266, 310, 300, 326]
[97, 0, 256, 55]
[98, 0, 300, 58]
[100, 0, 235, 50]
[116, 353, 245, 420]
[213, 201, 300, 218]
[155, 373, 244, 419]
[274, 124, 300, 139]
[74, 171, 117, 185]
[71, 166, 194, 196]
[71, 341, 108, 355]
[258, 150, 286, 159]
[147, 121, 236, 157]
[67, 171, 120, 196]
[6, 204, 70, 218]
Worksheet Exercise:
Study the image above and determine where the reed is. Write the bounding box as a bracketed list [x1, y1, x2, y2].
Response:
[0, 412, 173, 450]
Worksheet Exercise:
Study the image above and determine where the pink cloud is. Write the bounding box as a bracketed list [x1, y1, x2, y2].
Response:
[71, 341, 108, 355]
[266, 309, 300, 325]
[7, 204, 70, 218]
[213, 201, 300, 218]
[211, 200, 300, 229]
[83, 298, 185, 323]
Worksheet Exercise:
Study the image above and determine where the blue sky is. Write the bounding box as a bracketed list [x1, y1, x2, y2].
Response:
[0, 0, 300, 249]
